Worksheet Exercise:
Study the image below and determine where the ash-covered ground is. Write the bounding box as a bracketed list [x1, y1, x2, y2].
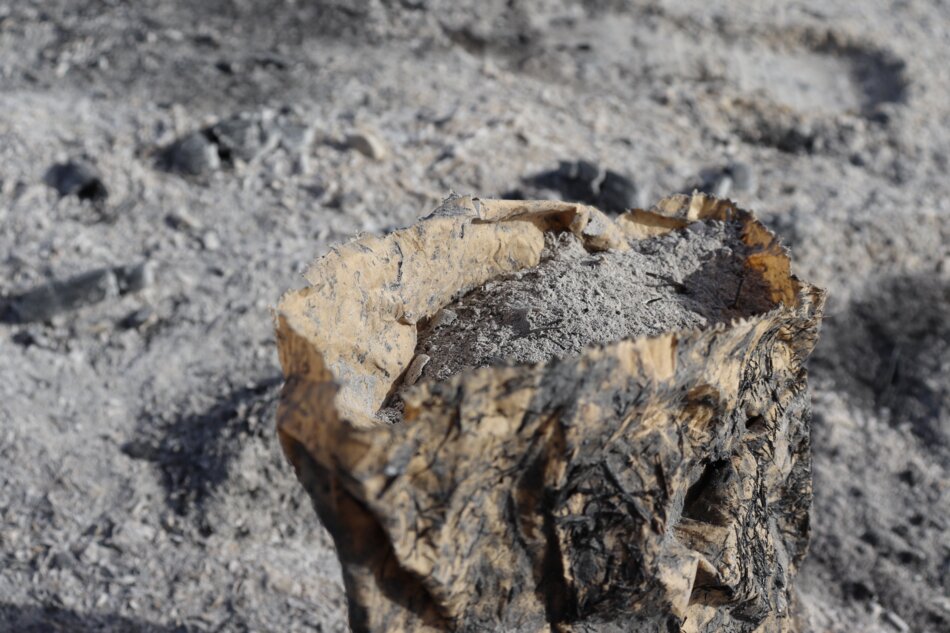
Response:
[0, 1, 947, 632]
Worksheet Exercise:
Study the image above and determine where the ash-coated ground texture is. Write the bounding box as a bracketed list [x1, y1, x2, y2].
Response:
[0, 1, 947, 632]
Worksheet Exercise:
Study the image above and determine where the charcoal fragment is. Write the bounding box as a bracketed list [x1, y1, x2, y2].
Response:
[5, 262, 154, 324]
[206, 114, 267, 163]
[43, 160, 108, 201]
[161, 132, 220, 176]
[690, 161, 756, 198]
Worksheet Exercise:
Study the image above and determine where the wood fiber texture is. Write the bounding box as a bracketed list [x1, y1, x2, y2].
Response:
[274, 194, 825, 633]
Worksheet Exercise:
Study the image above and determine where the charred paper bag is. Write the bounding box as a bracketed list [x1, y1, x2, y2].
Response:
[274, 193, 824, 632]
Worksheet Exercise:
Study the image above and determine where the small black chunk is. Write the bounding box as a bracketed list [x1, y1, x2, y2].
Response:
[43, 160, 108, 201]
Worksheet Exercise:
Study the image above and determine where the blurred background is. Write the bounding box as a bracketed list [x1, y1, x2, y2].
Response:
[0, 1, 947, 631]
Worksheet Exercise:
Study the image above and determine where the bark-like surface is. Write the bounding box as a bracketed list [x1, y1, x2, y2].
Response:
[275, 194, 824, 632]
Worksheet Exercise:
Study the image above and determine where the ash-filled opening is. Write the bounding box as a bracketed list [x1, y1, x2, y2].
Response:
[379, 219, 770, 423]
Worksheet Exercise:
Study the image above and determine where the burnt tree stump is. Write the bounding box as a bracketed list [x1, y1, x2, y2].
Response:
[274, 193, 824, 632]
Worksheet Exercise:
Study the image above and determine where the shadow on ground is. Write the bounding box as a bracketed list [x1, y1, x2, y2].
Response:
[810, 273, 949, 451]
[0, 603, 184, 633]
[121, 376, 282, 525]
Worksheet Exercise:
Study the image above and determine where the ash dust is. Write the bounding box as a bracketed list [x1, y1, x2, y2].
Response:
[415, 221, 752, 384]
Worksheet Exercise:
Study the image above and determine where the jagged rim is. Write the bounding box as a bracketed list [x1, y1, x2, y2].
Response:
[274, 192, 824, 433]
